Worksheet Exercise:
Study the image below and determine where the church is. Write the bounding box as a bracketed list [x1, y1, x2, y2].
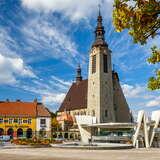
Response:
[57, 11, 132, 131]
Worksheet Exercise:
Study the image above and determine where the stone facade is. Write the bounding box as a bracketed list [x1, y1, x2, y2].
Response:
[87, 47, 115, 123]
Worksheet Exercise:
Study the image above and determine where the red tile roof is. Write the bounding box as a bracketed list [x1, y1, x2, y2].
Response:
[0, 101, 51, 117]
[37, 103, 51, 117]
[57, 112, 73, 122]
[59, 79, 88, 112]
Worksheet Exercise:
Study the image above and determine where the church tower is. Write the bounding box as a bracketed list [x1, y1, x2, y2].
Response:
[87, 10, 115, 123]
[76, 64, 82, 83]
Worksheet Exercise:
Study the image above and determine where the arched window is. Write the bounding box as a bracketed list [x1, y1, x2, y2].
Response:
[17, 128, 23, 138]
[7, 128, 14, 139]
[26, 128, 32, 139]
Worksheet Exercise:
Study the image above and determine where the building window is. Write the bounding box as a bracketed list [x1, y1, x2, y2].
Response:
[40, 119, 46, 125]
[105, 110, 108, 117]
[14, 118, 18, 123]
[28, 118, 32, 124]
[103, 54, 108, 73]
[92, 55, 96, 74]
[0, 118, 3, 124]
[4, 119, 8, 123]
[9, 118, 13, 124]
[18, 118, 22, 124]
[23, 119, 28, 123]
[40, 119, 46, 127]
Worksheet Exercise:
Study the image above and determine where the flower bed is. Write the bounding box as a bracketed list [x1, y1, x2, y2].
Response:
[11, 138, 61, 146]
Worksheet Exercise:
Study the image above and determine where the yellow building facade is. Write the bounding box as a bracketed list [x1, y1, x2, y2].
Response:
[0, 100, 51, 139]
[0, 117, 36, 138]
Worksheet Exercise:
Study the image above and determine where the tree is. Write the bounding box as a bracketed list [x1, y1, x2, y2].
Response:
[113, 0, 160, 90]
[52, 117, 60, 131]
[50, 112, 60, 131]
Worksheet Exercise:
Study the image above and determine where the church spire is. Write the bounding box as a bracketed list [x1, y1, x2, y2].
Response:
[92, 5, 107, 48]
[76, 64, 82, 82]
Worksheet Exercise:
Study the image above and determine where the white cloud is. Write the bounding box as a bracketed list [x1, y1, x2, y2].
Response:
[146, 97, 160, 107]
[0, 28, 36, 84]
[42, 93, 65, 105]
[0, 54, 35, 84]
[21, 17, 85, 66]
[21, 0, 113, 21]
[51, 75, 71, 86]
[15, 75, 71, 111]
[122, 84, 144, 98]
[121, 83, 160, 110]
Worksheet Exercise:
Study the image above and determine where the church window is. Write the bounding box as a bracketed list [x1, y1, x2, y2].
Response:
[92, 55, 96, 74]
[105, 110, 108, 117]
[103, 54, 108, 73]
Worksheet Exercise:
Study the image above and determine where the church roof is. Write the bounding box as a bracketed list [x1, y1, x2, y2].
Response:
[58, 72, 120, 112]
[58, 79, 88, 112]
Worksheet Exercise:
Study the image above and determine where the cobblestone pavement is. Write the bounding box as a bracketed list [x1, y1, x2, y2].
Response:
[0, 148, 160, 160]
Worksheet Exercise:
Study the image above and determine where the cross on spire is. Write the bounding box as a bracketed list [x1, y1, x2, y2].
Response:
[92, 4, 107, 48]
[98, 3, 101, 16]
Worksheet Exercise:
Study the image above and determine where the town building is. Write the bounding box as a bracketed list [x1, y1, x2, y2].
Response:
[0, 100, 51, 139]
[57, 11, 132, 136]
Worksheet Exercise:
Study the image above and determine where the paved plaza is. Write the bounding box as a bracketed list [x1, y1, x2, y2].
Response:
[0, 148, 160, 160]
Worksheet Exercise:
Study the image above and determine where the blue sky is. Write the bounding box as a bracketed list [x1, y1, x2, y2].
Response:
[0, 0, 160, 115]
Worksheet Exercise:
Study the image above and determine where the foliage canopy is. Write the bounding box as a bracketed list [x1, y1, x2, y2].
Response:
[113, 0, 160, 90]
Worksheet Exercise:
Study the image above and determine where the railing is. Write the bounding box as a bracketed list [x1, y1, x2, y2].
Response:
[92, 135, 131, 142]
